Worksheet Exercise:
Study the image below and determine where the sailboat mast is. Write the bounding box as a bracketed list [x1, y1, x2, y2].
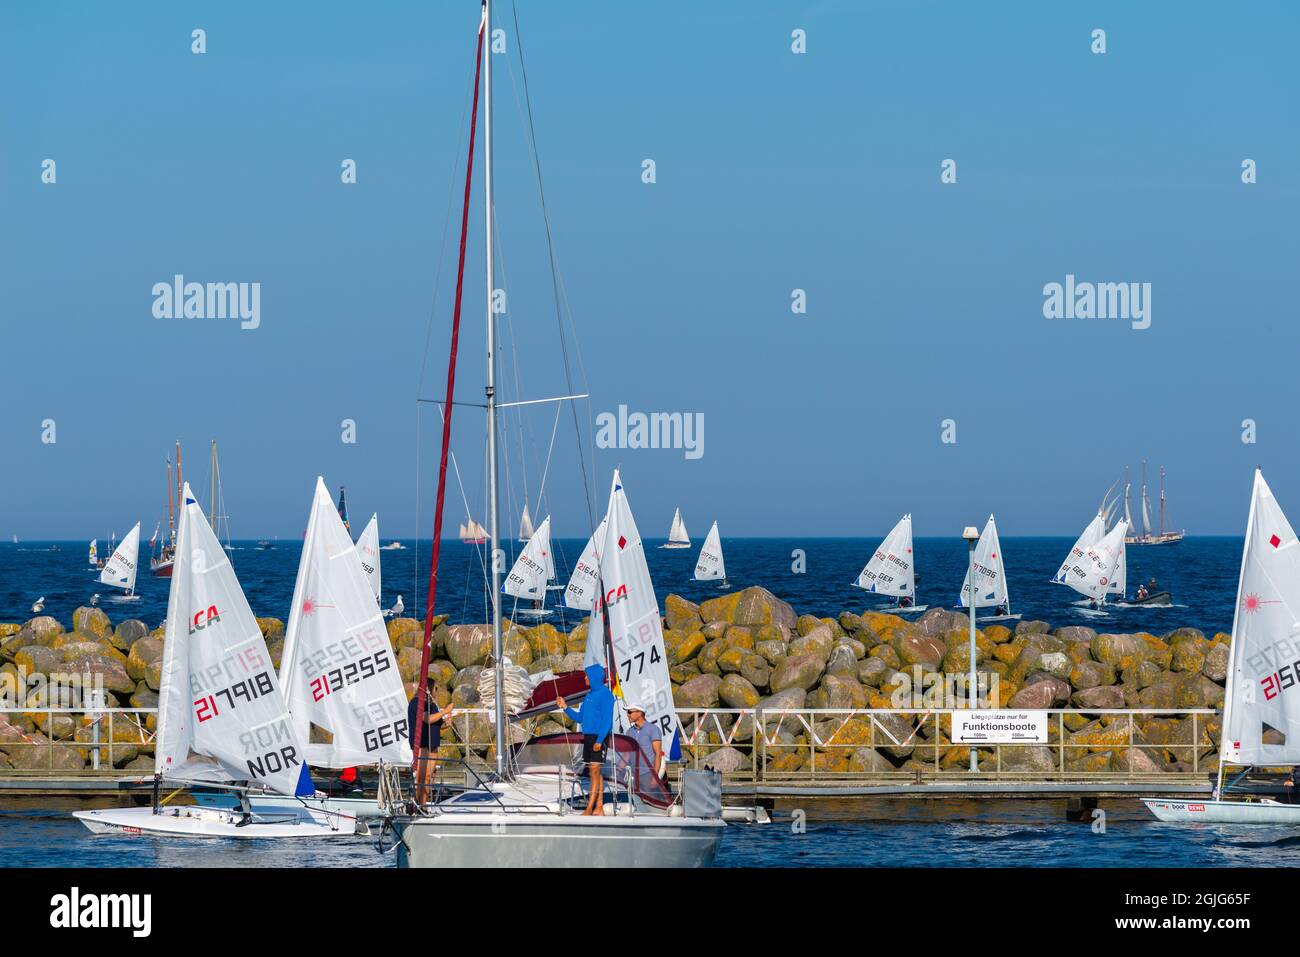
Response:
[483, 0, 506, 777]
[210, 440, 217, 525]
[166, 455, 175, 546]
[1160, 466, 1167, 536]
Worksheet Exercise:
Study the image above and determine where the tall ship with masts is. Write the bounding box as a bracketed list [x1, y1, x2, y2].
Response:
[1124, 462, 1185, 545]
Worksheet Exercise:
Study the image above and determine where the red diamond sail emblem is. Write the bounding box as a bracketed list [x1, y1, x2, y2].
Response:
[1271, 534, 1282, 548]
[618, 535, 627, 550]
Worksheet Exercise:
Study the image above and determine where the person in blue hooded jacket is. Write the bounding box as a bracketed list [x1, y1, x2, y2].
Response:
[555, 663, 615, 816]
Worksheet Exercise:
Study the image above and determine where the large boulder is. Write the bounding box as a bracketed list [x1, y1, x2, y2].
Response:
[71, 606, 112, 639]
[789, 625, 834, 659]
[849, 747, 894, 773]
[1015, 620, 1051, 635]
[667, 630, 707, 665]
[740, 654, 770, 690]
[1204, 643, 1230, 683]
[810, 674, 867, 710]
[1091, 633, 1146, 668]
[676, 674, 723, 710]
[1070, 661, 1116, 689]
[699, 587, 796, 630]
[1053, 625, 1096, 643]
[702, 746, 747, 773]
[1008, 681, 1058, 710]
[769, 653, 826, 693]
[1072, 686, 1126, 710]
[14, 645, 60, 675]
[445, 624, 492, 670]
[256, 617, 285, 641]
[125, 637, 163, 682]
[895, 633, 946, 670]
[664, 594, 703, 633]
[719, 673, 760, 709]
[916, 608, 968, 637]
[111, 619, 149, 651]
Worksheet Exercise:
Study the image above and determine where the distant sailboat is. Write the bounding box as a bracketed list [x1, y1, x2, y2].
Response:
[518, 503, 535, 542]
[693, 521, 727, 586]
[355, 513, 382, 603]
[151, 442, 182, 578]
[459, 518, 488, 544]
[504, 515, 554, 618]
[99, 522, 142, 602]
[855, 514, 924, 613]
[663, 507, 691, 549]
[956, 515, 1019, 621]
[87, 539, 99, 569]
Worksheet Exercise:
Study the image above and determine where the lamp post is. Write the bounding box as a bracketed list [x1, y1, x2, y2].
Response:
[962, 525, 980, 773]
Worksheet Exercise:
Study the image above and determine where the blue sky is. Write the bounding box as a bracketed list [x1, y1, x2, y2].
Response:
[1, 1, 1297, 540]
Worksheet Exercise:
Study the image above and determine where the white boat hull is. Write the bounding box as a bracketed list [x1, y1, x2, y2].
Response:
[1141, 797, 1300, 824]
[388, 811, 724, 868]
[74, 804, 360, 838]
[661, 543, 691, 549]
[193, 790, 386, 820]
[977, 613, 1021, 622]
[876, 604, 927, 614]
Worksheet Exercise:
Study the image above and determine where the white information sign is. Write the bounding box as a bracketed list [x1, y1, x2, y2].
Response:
[952, 710, 1049, 744]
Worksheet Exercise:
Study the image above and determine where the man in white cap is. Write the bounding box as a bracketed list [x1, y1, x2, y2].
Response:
[625, 700, 664, 783]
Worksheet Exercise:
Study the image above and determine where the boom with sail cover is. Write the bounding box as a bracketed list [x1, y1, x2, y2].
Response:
[155, 483, 313, 796]
[856, 514, 916, 598]
[957, 515, 1007, 609]
[564, 517, 607, 610]
[504, 516, 552, 600]
[693, 522, 726, 582]
[586, 471, 683, 761]
[1060, 521, 1128, 601]
[355, 513, 382, 602]
[99, 522, 141, 595]
[279, 479, 411, 768]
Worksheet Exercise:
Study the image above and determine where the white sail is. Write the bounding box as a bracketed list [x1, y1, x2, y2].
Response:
[693, 521, 726, 581]
[1052, 514, 1106, 583]
[88, 539, 97, 566]
[1141, 489, 1153, 537]
[1109, 536, 1127, 596]
[564, 517, 607, 611]
[1124, 483, 1133, 528]
[279, 479, 411, 768]
[1222, 470, 1300, 765]
[99, 522, 140, 594]
[668, 508, 690, 545]
[518, 503, 535, 542]
[586, 471, 682, 760]
[1061, 521, 1128, 601]
[504, 516, 552, 599]
[155, 483, 311, 795]
[856, 514, 915, 598]
[958, 515, 1008, 608]
[355, 513, 382, 603]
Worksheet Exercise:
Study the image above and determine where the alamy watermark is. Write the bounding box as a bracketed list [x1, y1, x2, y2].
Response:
[1, 666, 106, 709]
[152, 275, 261, 330]
[595, 405, 704, 460]
[1042, 274, 1150, 330]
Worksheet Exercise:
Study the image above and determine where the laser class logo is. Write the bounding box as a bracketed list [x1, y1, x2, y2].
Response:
[1042, 274, 1151, 330]
[188, 604, 222, 635]
[49, 887, 151, 937]
[152, 274, 261, 330]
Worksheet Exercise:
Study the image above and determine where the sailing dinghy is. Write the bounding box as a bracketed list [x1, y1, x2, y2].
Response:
[74, 483, 359, 839]
[956, 515, 1019, 621]
[662, 507, 691, 549]
[1143, 470, 1300, 823]
[87, 539, 98, 569]
[693, 521, 727, 586]
[505, 515, 555, 618]
[1056, 520, 1128, 616]
[518, 503, 536, 542]
[99, 522, 142, 602]
[856, 514, 925, 613]
[355, 513, 382, 603]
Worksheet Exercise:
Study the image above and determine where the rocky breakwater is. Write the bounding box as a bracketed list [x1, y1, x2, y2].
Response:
[0, 588, 1230, 778]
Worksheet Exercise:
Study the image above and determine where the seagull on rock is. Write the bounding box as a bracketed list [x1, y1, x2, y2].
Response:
[31, 596, 45, 614]
[385, 594, 405, 619]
